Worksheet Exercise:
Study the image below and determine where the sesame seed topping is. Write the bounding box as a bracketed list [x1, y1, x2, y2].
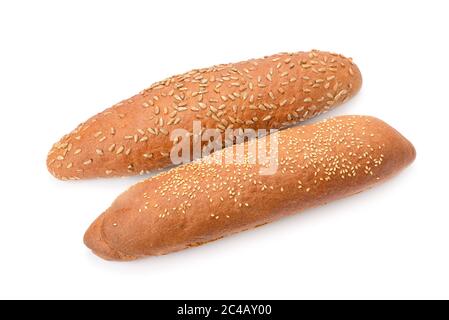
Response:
[263, 115, 272, 121]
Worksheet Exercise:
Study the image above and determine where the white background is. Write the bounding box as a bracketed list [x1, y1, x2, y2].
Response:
[0, 0, 448, 299]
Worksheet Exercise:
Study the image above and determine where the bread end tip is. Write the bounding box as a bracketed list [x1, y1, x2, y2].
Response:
[84, 214, 137, 261]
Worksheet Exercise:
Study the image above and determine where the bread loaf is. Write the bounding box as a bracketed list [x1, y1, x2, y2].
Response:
[84, 115, 415, 261]
[47, 50, 362, 180]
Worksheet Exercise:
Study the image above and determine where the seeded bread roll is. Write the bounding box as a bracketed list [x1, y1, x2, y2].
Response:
[47, 50, 362, 180]
[84, 115, 415, 261]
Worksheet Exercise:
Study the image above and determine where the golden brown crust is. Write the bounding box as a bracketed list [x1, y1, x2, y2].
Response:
[83, 213, 137, 261]
[48, 50, 362, 180]
[84, 116, 415, 261]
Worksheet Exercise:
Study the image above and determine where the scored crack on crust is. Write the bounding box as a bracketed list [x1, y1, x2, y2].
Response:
[84, 213, 138, 261]
[47, 50, 362, 180]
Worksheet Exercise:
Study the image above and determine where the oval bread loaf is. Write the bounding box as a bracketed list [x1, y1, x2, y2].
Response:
[47, 50, 362, 180]
[84, 115, 415, 261]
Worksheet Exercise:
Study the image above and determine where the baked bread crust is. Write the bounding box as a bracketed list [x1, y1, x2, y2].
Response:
[84, 116, 415, 261]
[47, 50, 361, 180]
